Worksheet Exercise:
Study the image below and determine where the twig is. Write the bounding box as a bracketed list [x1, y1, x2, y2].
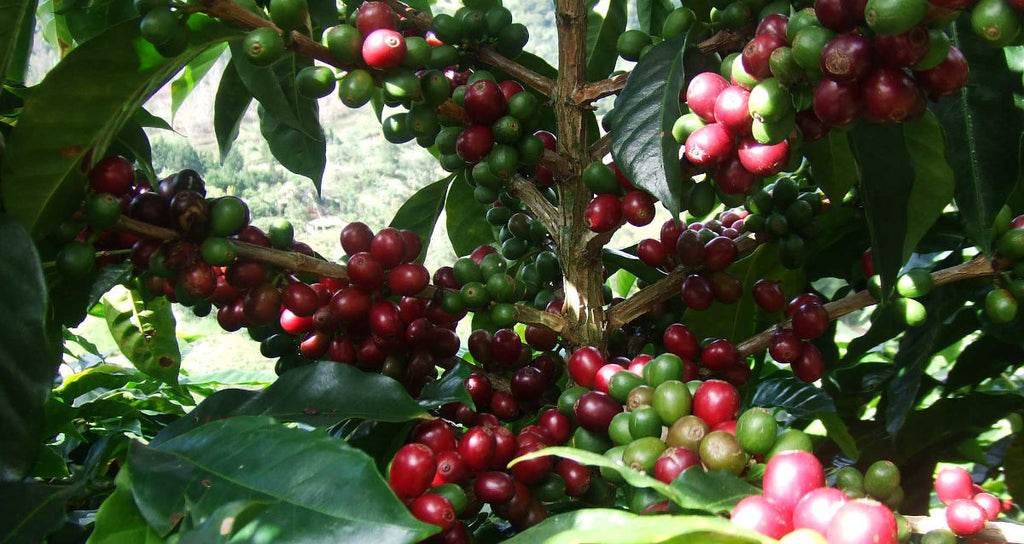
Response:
[734, 254, 998, 358]
[605, 232, 763, 330]
[507, 175, 561, 235]
[589, 133, 611, 161]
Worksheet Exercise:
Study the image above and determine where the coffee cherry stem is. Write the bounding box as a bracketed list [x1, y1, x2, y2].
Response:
[735, 254, 998, 358]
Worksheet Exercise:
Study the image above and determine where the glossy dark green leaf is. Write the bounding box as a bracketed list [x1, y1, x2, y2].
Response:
[88, 472, 163, 544]
[1006, 432, 1024, 507]
[934, 21, 1024, 255]
[152, 362, 428, 444]
[902, 112, 955, 258]
[258, 104, 327, 191]
[669, 467, 763, 514]
[306, 0, 338, 40]
[2, 0, 36, 85]
[388, 175, 454, 264]
[0, 481, 81, 543]
[214, 60, 252, 162]
[637, 0, 676, 34]
[610, 32, 689, 216]
[749, 377, 836, 421]
[128, 416, 437, 541]
[505, 509, 774, 544]
[170, 43, 227, 118]
[229, 47, 310, 134]
[803, 131, 859, 202]
[601, 247, 666, 285]
[818, 412, 860, 461]
[418, 361, 475, 410]
[946, 335, 1024, 391]
[586, 0, 626, 81]
[445, 171, 493, 256]
[111, 119, 156, 182]
[177, 500, 272, 544]
[101, 285, 180, 385]
[0, 16, 239, 238]
[892, 393, 1024, 463]
[0, 216, 57, 480]
[86, 261, 132, 309]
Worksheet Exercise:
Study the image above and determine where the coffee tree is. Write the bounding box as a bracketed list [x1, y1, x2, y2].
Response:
[2, 0, 1024, 540]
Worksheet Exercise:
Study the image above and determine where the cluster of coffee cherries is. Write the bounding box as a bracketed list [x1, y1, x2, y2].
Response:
[483, 198, 557, 263]
[926, 466, 1012, 539]
[758, 290, 830, 383]
[136, 0, 194, 57]
[730, 450, 910, 544]
[742, 177, 826, 269]
[580, 162, 657, 234]
[636, 210, 748, 271]
[982, 210, 1024, 323]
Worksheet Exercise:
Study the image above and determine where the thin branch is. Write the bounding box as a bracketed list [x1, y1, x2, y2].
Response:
[605, 233, 764, 330]
[589, 132, 611, 161]
[905, 515, 1024, 542]
[735, 254, 998, 358]
[507, 175, 561, 234]
[542, 149, 574, 179]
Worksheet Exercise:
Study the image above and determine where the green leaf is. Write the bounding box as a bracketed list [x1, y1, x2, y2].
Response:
[749, 377, 836, 421]
[135, 107, 174, 131]
[818, 412, 860, 461]
[0, 0, 35, 87]
[152, 362, 428, 444]
[506, 509, 774, 544]
[445, 171, 493, 256]
[0, 481, 82, 543]
[170, 43, 227, 119]
[388, 175, 454, 264]
[0, 16, 240, 238]
[214, 60, 253, 162]
[602, 247, 666, 285]
[637, 0, 676, 35]
[892, 393, 1024, 463]
[2, 0, 36, 85]
[848, 123, 915, 295]
[0, 216, 57, 480]
[127, 416, 438, 541]
[586, 0, 626, 81]
[306, 0, 338, 40]
[511, 446, 675, 498]
[101, 285, 180, 385]
[945, 335, 1024, 390]
[418, 361, 475, 411]
[668, 467, 763, 514]
[902, 112, 956, 258]
[803, 131, 859, 202]
[257, 103, 326, 190]
[86, 261, 132, 309]
[229, 47, 311, 134]
[176, 500, 271, 544]
[935, 21, 1024, 255]
[88, 472, 163, 544]
[1006, 432, 1024, 508]
[111, 119, 156, 182]
[610, 32, 689, 216]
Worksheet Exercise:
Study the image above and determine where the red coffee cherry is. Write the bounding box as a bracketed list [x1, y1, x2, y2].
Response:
[389, 443, 436, 498]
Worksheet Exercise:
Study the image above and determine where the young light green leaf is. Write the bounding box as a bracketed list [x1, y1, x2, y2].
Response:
[170, 43, 227, 119]
[101, 285, 180, 385]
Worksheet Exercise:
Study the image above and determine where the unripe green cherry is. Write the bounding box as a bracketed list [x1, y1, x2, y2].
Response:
[792, 26, 835, 73]
[323, 24, 362, 64]
[672, 113, 707, 145]
[913, 30, 952, 71]
[402, 36, 431, 68]
[140, 8, 182, 46]
[735, 408, 778, 455]
[749, 77, 793, 123]
[337, 69, 374, 107]
[896, 268, 934, 298]
[296, 65, 336, 99]
[865, 0, 928, 35]
[270, 0, 308, 32]
[652, 380, 692, 425]
[583, 161, 620, 194]
[382, 113, 414, 143]
[617, 29, 651, 62]
[985, 287, 1018, 323]
[662, 7, 696, 38]
[623, 436, 667, 473]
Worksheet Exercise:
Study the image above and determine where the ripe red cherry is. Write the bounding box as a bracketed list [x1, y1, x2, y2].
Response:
[464, 372, 493, 408]
[475, 471, 516, 503]
[638, 238, 667, 267]
[873, 26, 929, 68]
[411, 419, 457, 453]
[362, 29, 406, 70]
[814, 0, 857, 32]
[692, 379, 740, 427]
[704, 236, 738, 272]
[491, 426, 517, 469]
[792, 343, 825, 382]
[664, 323, 699, 360]
[455, 125, 495, 163]
[90, 156, 134, 195]
[935, 466, 975, 505]
[862, 68, 925, 123]
[714, 86, 753, 136]
[538, 409, 571, 444]
[686, 72, 731, 122]
[464, 80, 508, 125]
[388, 262, 429, 295]
[685, 123, 735, 167]
[753, 279, 786, 312]
[827, 499, 897, 544]
[676, 229, 705, 267]
[410, 493, 456, 531]
[820, 33, 875, 83]
[280, 308, 314, 335]
[653, 446, 700, 484]
[797, 109, 829, 142]
[621, 190, 656, 226]
[730, 495, 792, 539]
[714, 154, 757, 194]
[281, 282, 319, 317]
[573, 391, 622, 432]
[370, 227, 407, 269]
[973, 492, 1001, 521]
[329, 287, 371, 322]
[756, 14, 789, 40]
[328, 336, 356, 364]
[525, 325, 558, 351]
[355, 1, 396, 36]
[701, 339, 739, 371]
[298, 331, 328, 358]
[568, 346, 606, 388]
[792, 302, 829, 339]
[389, 443, 436, 498]
[469, 245, 498, 265]
[787, 293, 823, 316]
[793, 487, 849, 535]
[499, 80, 524, 100]
[511, 366, 548, 401]
[682, 274, 714, 310]
[347, 252, 385, 290]
[914, 47, 969, 99]
[594, 363, 625, 394]
[813, 79, 862, 127]
[742, 33, 787, 80]
[585, 194, 622, 233]
[491, 328, 523, 366]
[557, 459, 592, 497]
[510, 442, 553, 484]
[947, 499, 988, 536]
[738, 137, 790, 177]
[369, 300, 403, 338]
[458, 426, 496, 472]
[764, 450, 826, 515]
[341, 222, 374, 255]
[769, 329, 804, 363]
